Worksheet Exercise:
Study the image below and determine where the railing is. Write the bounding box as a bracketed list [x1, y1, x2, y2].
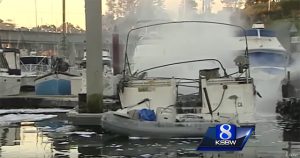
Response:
[21, 64, 51, 75]
[291, 36, 300, 44]
[68, 66, 83, 76]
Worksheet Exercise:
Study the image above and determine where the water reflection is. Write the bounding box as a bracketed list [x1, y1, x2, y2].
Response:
[0, 123, 53, 158]
[0, 114, 299, 157]
[280, 121, 300, 158]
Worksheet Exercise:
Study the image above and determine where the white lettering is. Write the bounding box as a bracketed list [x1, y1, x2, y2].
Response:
[215, 140, 237, 145]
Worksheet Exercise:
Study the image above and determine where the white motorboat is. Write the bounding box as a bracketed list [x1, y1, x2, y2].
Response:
[0, 48, 22, 96]
[71, 50, 118, 97]
[235, 23, 291, 111]
[236, 23, 290, 79]
[101, 21, 257, 138]
[20, 53, 51, 91]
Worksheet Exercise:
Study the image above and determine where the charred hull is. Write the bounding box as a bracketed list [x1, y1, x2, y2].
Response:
[276, 98, 300, 120]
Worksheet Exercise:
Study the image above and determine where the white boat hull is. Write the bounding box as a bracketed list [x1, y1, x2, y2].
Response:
[73, 69, 119, 97]
[20, 74, 36, 87]
[0, 75, 21, 96]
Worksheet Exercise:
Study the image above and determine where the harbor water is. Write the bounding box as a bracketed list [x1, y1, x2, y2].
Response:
[0, 111, 299, 158]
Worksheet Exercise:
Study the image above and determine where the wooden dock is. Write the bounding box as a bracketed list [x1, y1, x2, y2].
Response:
[0, 94, 121, 126]
[67, 112, 103, 126]
[0, 95, 78, 109]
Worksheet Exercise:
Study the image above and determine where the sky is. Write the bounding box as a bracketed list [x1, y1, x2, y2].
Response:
[0, 0, 224, 29]
[0, 0, 89, 28]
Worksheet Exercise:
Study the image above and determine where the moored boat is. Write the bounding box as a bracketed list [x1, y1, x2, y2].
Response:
[0, 48, 22, 96]
[101, 21, 257, 138]
[235, 23, 291, 111]
[71, 49, 118, 97]
[35, 72, 77, 95]
[35, 58, 78, 95]
[20, 53, 51, 91]
[236, 23, 290, 77]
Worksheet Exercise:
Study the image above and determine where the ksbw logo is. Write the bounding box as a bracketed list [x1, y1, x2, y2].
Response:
[197, 124, 254, 151]
[215, 124, 237, 146]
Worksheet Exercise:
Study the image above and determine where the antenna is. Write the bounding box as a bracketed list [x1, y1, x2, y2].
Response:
[0, 36, 2, 49]
[61, 0, 67, 57]
[34, 0, 38, 27]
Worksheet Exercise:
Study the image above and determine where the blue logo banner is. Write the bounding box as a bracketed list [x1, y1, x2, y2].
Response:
[197, 124, 254, 151]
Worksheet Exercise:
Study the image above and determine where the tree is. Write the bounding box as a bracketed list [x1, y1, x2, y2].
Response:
[179, 0, 198, 19]
[242, 0, 300, 24]
[221, 0, 244, 9]
[279, 0, 300, 17]
[153, 0, 165, 8]
[0, 19, 16, 30]
[57, 22, 84, 33]
[106, 0, 118, 19]
[104, 0, 169, 34]
[118, 0, 139, 17]
[106, 0, 140, 18]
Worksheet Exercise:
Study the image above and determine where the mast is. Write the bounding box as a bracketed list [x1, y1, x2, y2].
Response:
[62, 0, 66, 57]
[34, 0, 38, 28]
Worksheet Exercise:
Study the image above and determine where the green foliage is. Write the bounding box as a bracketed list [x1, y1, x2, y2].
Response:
[104, 0, 168, 33]
[279, 0, 300, 17]
[179, 0, 198, 18]
[106, 0, 117, 18]
[243, 0, 300, 25]
[106, 0, 139, 18]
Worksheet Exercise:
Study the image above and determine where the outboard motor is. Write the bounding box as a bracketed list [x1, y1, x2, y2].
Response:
[234, 55, 249, 73]
[281, 71, 296, 98]
[52, 57, 69, 73]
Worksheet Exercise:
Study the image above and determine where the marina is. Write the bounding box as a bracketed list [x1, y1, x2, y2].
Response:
[0, 111, 299, 157]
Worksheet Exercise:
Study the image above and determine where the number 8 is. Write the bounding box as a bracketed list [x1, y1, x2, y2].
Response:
[219, 124, 232, 140]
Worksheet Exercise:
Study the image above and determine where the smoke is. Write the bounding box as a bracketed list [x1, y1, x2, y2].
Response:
[130, 9, 244, 95]
[127, 2, 291, 114]
[254, 73, 285, 114]
[288, 53, 300, 95]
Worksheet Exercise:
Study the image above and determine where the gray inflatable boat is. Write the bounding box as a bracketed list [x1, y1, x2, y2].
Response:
[101, 111, 218, 138]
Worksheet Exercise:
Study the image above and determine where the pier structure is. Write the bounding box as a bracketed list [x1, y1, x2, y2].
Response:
[85, 0, 103, 113]
[67, 0, 104, 125]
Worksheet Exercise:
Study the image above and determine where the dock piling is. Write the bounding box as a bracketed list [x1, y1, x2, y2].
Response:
[84, 0, 103, 113]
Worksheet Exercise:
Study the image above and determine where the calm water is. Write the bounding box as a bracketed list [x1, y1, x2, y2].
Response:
[0, 113, 299, 158]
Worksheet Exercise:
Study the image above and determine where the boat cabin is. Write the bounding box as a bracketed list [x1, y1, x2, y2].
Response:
[0, 52, 9, 73]
[0, 48, 21, 75]
[80, 49, 112, 68]
[20, 56, 51, 74]
[236, 24, 290, 68]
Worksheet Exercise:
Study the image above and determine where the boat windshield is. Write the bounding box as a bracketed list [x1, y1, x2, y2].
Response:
[0, 53, 9, 69]
[249, 52, 288, 67]
[20, 57, 49, 65]
[4, 52, 20, 69]
[128, 22, 242, 79]
[236, 29, 276, 37]
[79, 59, 111, 69]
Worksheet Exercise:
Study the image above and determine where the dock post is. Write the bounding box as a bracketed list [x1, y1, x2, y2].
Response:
[84, 0, 103, 113]
[112, 26, 121, 75]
